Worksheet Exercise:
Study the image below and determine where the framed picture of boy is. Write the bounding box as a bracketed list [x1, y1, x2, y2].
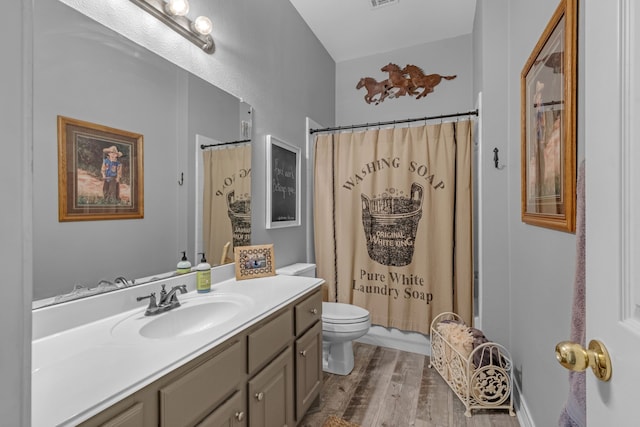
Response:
[57, 116, 144, 221]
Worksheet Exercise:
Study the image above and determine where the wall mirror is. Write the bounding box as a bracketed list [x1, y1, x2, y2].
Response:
[32, 0, 252, 307]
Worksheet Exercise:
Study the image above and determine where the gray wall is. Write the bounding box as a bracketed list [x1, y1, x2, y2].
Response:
[475, 0, 580, 426]
[0, 1, 31, 424]
[336, 34, 474, 126]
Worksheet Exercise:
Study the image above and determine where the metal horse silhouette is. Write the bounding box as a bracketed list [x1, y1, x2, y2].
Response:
[356, 63, 457, 104]
[381, 63, 418, 98]
[403, 64, 457, 99]
[356, 77, 390, 105]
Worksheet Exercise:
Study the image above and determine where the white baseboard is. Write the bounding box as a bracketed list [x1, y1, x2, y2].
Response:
[356, 325, 430, 355]
[513, 379, 535, 427]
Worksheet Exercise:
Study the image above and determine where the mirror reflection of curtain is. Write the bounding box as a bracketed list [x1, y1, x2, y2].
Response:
[203, 144, 251, 265]
[314, 121, 473, 333]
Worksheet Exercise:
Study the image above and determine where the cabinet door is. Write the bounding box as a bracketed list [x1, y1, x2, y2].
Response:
[98, 402, 144, 427]
[295, 321, 322, 420]
[248, 347, 294, 427]
[160, 340, 244, 427]
[196, 391, 246, 427]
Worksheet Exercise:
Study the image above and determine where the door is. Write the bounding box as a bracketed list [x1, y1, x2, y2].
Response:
[584, 0, 640, 423]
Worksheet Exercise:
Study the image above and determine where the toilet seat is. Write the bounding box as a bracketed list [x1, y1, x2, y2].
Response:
[322, 318, 371, 333]
[322, 302, 370, 324]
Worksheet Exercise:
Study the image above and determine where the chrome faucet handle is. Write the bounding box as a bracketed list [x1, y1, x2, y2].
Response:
[136, 292, 158, 315]
[159, 284, 168, 303]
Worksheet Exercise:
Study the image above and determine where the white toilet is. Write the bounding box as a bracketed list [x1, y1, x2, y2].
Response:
[277, 263, 371, 376]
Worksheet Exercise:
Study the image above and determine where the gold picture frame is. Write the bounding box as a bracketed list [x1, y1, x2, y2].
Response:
[234, 244, 276, 280]
[58, 116, 144, 222]
[520, 0, 577, 232]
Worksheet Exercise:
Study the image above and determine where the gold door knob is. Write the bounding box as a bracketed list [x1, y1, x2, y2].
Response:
[555, 339, 612, 381]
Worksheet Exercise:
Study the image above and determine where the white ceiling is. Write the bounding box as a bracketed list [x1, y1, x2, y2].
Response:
[288, 0, 477, 63]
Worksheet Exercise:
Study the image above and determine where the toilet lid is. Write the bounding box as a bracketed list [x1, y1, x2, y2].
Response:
[322, 302, 370, 324]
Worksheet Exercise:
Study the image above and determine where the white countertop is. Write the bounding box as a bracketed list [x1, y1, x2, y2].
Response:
[31, 272, 323, 427]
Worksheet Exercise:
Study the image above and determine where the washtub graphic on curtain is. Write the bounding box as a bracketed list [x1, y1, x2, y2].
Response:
[361, 183, 423, 266]
[314, 122, 473, 334]
[227, 190, 251, 247]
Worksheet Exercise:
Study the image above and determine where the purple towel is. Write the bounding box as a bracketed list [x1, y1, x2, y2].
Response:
[558, 160, 586, 427]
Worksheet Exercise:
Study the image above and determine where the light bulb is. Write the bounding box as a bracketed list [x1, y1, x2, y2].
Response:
[165, 0, 189, 16]
[192, 16, 213, 36]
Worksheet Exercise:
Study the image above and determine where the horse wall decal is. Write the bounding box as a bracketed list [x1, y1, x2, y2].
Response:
[402, 64, 457, 99]
[356, 77, 390, 105]
[355, 63, 457, 104]
[381, 62, 418, 98]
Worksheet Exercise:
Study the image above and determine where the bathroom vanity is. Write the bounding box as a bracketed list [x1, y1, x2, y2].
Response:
[32, 270, 323, 426]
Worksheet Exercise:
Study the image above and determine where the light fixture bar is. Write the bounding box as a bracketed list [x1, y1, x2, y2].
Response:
[130, 0, 214, 54]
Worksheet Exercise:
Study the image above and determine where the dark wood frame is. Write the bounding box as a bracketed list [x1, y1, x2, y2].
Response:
[520, 0, 577, 232]
[57, 116, 144, 221]
[234, 244, 276, 280]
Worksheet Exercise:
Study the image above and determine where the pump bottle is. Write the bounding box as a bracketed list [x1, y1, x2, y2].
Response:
[177, 251, 191, 275]
[196, 252, 211, 293]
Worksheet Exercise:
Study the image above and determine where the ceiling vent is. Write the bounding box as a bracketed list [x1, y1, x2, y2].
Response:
[369, 0, 399, 9]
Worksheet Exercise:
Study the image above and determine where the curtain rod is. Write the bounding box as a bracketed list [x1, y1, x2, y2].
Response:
[200, 138, 251, 150]
[309, 109, 478, 135]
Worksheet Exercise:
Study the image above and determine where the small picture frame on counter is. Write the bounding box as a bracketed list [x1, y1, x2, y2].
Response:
[234, 244, 276, 280]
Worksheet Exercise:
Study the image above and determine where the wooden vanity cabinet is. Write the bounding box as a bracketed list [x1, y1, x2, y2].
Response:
[77, 287, 322, 427]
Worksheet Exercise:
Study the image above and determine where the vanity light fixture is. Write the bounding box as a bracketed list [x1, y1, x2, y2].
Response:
[130, 0, 214, 53]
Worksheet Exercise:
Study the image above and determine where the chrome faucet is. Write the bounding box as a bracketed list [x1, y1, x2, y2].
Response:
[159, 284, 188, 307]
[114, 276, 131, 288]
[137, 284, 187, 316]
[136, 292, 159, 315]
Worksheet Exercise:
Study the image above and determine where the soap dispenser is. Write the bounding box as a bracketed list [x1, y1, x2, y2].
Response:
[177, 251, 192, 275]
[196, 252, 211, 293]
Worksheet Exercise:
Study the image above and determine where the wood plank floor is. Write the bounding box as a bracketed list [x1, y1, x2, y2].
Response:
[299, 342, 521, 427]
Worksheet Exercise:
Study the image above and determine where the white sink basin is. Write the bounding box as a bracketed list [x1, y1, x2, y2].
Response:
[111, 293, 254, 340]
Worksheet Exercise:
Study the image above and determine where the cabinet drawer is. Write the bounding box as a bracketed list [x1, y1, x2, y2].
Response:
[160, 340, 244, 427]
[295, 290, 322, 336]
[248, 310, 293, 374]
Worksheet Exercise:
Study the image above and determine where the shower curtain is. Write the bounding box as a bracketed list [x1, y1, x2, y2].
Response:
[314, 121, 473, 333]
[203, 144, 252, 265]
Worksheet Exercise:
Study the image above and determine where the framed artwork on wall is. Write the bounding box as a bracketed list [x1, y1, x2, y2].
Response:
[234, 244, 276, 280]
[265, 134, 301, 229]
[520, 0, 577, 232]
[57, 116, 144, 221]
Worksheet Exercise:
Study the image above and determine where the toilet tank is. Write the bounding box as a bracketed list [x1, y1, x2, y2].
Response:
[276, 263, 316, 278]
